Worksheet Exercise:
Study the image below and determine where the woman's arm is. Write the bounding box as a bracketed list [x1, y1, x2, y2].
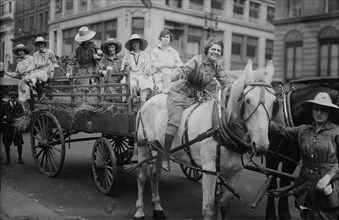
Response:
[269, 121, 301, 142]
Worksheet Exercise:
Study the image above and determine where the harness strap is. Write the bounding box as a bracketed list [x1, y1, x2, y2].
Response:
[285, 91, 294, 127]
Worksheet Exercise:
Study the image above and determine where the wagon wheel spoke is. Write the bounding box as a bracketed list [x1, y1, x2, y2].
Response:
[180, 164, 202, 182]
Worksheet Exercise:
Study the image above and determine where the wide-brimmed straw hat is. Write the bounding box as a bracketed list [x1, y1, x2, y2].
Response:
[124, 34, 148, 51]
[35, 36, 47, 47]
[302, 92, 339, 111]
[75, 26, 96, 43]
[101, 38, 122, 55]
[9, 91, 18, 98]
[12, 44, 30, 55]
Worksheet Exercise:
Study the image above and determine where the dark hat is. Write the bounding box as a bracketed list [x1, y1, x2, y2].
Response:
[75, 26, 96, 43]
[101, 38, 122, 55]
[302, 92, 339, 112]
[9, 91, 18, 98]
[12, 44, 30, 55]
[125, 34, 148, 51]
[35, 36, 47, 47]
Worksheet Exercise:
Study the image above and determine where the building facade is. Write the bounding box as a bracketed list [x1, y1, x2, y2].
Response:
[0, 0, 15, 71]
[273, 0, 339, 82]
[11, 0, 50, 63]
[49, 0, 275, 72]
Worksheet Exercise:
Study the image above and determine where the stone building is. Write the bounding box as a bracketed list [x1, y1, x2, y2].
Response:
[0, 0, 15, 70]
[273, 0, 339, 82]
[49, 0, 275, 71]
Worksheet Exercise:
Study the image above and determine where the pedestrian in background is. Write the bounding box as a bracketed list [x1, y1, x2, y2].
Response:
[0, 91, 25, 165]
[122, 34, 152, 109]
[149, 28, 183, 93]
[270, 92, 339, 220]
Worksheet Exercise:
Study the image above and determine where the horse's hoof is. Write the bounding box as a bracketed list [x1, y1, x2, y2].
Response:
[153, 210, 166, 220]
[134, 217, 145, 220]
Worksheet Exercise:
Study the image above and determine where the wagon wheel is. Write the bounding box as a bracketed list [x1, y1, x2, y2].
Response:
[180, 164, 202, 182]
[30, 111, 65, 177]
[110, 135, 134, 155]
[92, 137, 117, 195]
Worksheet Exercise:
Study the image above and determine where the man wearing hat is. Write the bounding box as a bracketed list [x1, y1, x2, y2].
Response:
[3, 44, 34, 109]
[25, 36, 59, 101]
[270, 92, 339, 219]
[122, 34, 153, 109]
[0, 91, 24, 165]
[98, 38, 125, 103]
[67, 26, 102, 93]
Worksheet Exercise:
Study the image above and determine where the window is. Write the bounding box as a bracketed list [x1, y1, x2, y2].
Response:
[328, 0, 339, 12]
[0, 4, 4, 16]
[267, 6, 275, 24]
[231, 33, 259, 69]
[288, 0, 303, 18]
[131, 17, 144, 36]
[233, 0, 245, 15]
[89, 22, 102, 44]
[39, 13, 44, 32]
[318, 26, 339, 77]
[9, 2, 12, 13]
[284, 30, 303, 80]
[165, 0, 182, 8]
[45, 11, 49, 32]
[249, 2, 260, 19]
[29, 16, 34, 30]
[63, 28, 78, 56]
[165, 20, 184, 54]
[190, 0, 203, 11]
[265, 39, 273, 62]
[92, 0, 101, 9]
[105, 20, 117, 39]
[187, 25, 203, 56]
[79, 0, 87, 12]
[65, 0, 73, 16]
[211, 0, 224, 10]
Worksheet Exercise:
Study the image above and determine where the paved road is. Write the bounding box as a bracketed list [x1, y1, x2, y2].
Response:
[1, 132, 302, 219]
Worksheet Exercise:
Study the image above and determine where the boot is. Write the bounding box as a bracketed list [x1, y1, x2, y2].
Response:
[162, 134, 174, 172]
[278, 196, 291, 219]
[35, 83, 46, 101]
[17, 145, 24, 164]
[4, 145, 10, 165]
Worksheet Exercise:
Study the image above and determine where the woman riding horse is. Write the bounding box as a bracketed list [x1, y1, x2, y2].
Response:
[162, 40, 230, 172]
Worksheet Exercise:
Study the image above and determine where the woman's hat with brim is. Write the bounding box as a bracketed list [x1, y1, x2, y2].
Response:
[35, 36, 47, 47]
[9, 91, 18, 98]
[12, 44, 30, 55]
[125, 34, 148, 51]
[75, 26, 96, 43]
[101, 38, 122, 55]
[302, 92, 339, 111]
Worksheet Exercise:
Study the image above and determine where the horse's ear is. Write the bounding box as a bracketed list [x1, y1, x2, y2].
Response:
[265, 60, 274, 83]
[244, 59, 253, 83]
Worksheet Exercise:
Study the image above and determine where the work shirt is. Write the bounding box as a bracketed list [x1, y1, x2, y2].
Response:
[98, 54, 124, 83]
[122, 51, 150, 75]
[150, 45, 182, 72]
[28, 48, 59, 72]
[71, 41, 99, 68]
[11, 55, 35, 78]
[270, 121, 339, 206]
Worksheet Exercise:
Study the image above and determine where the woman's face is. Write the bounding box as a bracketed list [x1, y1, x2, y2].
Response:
[37, 42, 45, 52]
[132, 40, 140, 51]
[312, 104, 330, 125]
[18, 50, 26, 58]
[207, 44, 222, 62]
[107, 44, 116, 55]
[160, 34, 171, 46]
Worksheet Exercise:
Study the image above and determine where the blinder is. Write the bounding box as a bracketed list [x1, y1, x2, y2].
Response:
[272, 99, 280, 119]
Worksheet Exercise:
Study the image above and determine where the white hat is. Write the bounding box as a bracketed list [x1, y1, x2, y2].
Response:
[35, 36, 47, 46]
[124, 34, 148, 51]
[75, 26, 96, 43]
[302, 92, 339, 111]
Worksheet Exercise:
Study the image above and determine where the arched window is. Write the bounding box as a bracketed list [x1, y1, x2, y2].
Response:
[318, 26, 339, 77]
[284, 30, 302, 81]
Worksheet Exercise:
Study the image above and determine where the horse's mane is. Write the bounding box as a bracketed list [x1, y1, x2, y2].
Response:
[225, 63, 273, 123]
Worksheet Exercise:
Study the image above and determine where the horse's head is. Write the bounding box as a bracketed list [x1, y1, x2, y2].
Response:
[226, 60, 276, 156]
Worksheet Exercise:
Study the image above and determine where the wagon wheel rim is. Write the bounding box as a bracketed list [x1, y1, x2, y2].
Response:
[110, 135, 133, 155]
[30, 111, 65, 177]
[92, 137, 117, 195]
[180, 164, 202, 182]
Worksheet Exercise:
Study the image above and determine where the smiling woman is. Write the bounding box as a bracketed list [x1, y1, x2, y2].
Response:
[161, 40, 231, 172]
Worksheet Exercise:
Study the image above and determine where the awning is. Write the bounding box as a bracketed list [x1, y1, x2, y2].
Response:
[0, 76, 20, 86]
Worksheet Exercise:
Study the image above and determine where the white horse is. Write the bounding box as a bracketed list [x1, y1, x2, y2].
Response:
[134, 60, 276, 220]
